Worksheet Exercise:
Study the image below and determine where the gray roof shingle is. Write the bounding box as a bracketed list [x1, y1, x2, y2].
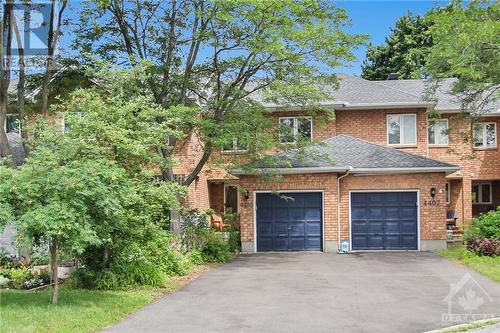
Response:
[248, 74, 499, 114]
[233, 135, 459, 174]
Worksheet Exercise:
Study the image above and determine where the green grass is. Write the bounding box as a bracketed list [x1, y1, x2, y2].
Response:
[0, 286, 157, 333]
[440, 246, 500, 283]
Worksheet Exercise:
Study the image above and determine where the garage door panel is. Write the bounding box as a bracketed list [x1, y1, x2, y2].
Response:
[289, 207, 304, 220]
[274, 237, 288, 251]
[305, 208, 321, 220]
[289, 222, 305, 236]
[274, 222, 289, 236]
[351, 192, 418, 250]
[256, 192, 322, 252]
[306, 222, 321, 235]
[257, 237, 273, 251]
[257, 223, 273, 236]
[289, 237, 305, 251]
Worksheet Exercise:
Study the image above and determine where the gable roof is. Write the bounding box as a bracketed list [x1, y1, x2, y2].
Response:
[231, 135, 460, 175]
[249, 74, 499, 114]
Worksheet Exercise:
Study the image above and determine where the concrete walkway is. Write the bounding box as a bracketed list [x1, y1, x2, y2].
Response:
[104, 252, 500, 333]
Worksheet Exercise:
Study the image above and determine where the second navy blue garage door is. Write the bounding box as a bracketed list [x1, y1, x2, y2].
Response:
[351, 191, 418, 250]
[256, 192, 322, 251]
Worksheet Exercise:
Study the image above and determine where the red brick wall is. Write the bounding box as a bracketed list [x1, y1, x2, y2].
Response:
[340, 173, 448, 242]
[238, 172, 447, 245]
[335, 108, 428, 155]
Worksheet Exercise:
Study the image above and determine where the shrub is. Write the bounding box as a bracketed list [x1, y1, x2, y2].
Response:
[466, 237, 500, 256]
[10, 268, 30, 289]
[464, 207, 500, 241]
[73, 224, 193, 290]
[201, 230, 233, 263]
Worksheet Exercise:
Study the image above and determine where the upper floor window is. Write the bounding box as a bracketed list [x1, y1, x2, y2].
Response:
[387, 114, 416, 145]
[221, 139, 247, 153]
[473, 122, 496, 148]
[428, 119, 449, 145]
[472, 182, 491, 204]
[279, 117, 312, 144]
[5, 114, 20, 134]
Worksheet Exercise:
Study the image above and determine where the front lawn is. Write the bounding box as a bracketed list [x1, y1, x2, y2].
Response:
[0, 264, 213, 333]
[0, 287, 156, 333]
[440, 246, 500, 283]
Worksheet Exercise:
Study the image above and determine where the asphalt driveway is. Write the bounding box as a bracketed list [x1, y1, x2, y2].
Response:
[104, 252, 500, 333]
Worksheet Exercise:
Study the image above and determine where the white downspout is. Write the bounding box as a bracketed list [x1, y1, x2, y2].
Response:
[337, 166, 353, 252]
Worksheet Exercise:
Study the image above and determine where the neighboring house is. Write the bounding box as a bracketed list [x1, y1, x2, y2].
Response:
[173, 74, 500, 253]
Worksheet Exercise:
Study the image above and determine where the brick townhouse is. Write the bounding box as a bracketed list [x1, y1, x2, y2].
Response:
[170, 74, 500, 253]
[3, 74, 499, 254]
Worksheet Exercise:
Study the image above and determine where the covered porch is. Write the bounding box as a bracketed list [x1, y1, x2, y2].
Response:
[472, 180, 500, 217]
[207, 180, 242, 230]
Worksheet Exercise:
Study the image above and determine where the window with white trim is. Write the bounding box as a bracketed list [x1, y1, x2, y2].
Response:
[279, 117, 312, 143]
[473, 122, 496, 148]
[5, 114, 20, 134]
[445, 182, 450, 204]
[472, 182, 492, 204]
[387, 114, 416, 145]
[221, 139, 247, 153]
[428, 119, 449, 145]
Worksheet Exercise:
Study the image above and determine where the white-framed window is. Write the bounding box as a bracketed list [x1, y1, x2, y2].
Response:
[221, 139, 247, 153]
[473, 122, 496, 148]
[5, 114, 21, 134]
[428, 119, 449, 145]
[445, 182, 450, 204]
[279, 116, 312, 144]
[472, 182, 492, 204]
[387, 114, 417, 145]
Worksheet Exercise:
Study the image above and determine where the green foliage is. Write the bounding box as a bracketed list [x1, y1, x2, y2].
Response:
[362, 11, 436, 80]
[0, 287, 157, 333]
[464, 207, 500, 241]
[440, 246, 500, 282]
[200, 230, 234, 263]
[74, 224, 191, 290]
[425, 1, 499, 113]
[9, 268, 30, 289]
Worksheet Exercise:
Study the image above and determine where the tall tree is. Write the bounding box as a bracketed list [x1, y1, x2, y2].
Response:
[361, 12, 435, 80]
[0, 2, 13, 161]
[74, 0, 366, 186]
[425, 0, 499, 114]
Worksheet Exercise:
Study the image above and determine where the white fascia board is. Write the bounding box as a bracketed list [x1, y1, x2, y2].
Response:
[341, 102, 435, 110]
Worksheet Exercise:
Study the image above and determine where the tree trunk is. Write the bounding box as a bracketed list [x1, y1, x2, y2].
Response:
[170, 209, 181, 234]
[12, 12, 29, 154]
[0, 3, 13, 160]
[50, 238, 59, 304]
[101, 246, 109, 268]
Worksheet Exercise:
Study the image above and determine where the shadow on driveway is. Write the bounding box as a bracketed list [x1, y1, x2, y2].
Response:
[104, 252, 500, 333]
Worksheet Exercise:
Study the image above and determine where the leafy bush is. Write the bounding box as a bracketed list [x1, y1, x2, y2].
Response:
[464, 207, 500, 241]
[200, 230, 234, 263]
[466, 237, 500, 257]
[73, 224, 192, 290]
[10, 268, 30, 289]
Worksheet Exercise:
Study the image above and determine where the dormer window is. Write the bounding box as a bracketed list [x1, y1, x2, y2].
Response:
[279, 117, 312, 144]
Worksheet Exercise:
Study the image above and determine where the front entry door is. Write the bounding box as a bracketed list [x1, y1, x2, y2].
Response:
[224, 185, 238, 214]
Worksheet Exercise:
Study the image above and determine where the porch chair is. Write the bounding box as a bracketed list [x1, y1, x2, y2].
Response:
[210, 213, 229, 231]
[446, 210, 457, 229]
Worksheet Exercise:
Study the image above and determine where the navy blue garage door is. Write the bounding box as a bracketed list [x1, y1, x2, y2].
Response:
[351, 192, 418, 250]
[256, 192, 322, 251]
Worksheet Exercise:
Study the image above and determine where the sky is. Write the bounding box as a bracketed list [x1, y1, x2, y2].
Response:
[333, 0, 450, 75]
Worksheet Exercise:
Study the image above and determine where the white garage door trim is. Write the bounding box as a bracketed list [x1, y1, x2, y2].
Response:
[348, 189, 421, 251]
[253, 190, 325, 253]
